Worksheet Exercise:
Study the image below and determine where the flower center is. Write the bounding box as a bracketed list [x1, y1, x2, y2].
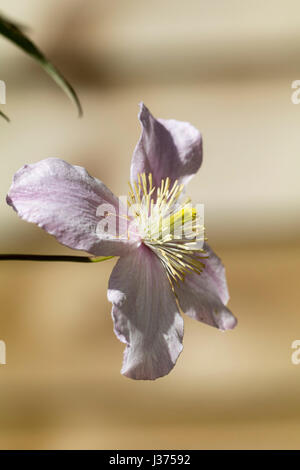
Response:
[128, 173, 207, 289]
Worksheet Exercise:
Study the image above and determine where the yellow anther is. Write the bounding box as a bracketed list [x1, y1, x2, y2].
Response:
[127, 173, 207, 289]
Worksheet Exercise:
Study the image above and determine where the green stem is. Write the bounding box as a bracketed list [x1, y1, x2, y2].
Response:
[0, 254, 114, 263]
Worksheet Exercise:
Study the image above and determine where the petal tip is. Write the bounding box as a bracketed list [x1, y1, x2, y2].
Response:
[138, 101, 151, 123]
[6, 193, 13, 208]
[216, 309, 238, 331]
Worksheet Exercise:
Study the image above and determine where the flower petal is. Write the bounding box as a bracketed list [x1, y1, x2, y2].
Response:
[176, 243, 237, 330]
[131, 103, 202, 189]
[7, 158, 137, 256]
[108, 244, 183, 380]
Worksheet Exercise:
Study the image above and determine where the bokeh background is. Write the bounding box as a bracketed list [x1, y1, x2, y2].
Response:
[0, 0, 299, 449]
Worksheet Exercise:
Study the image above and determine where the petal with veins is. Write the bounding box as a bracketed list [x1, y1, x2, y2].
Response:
[7, 158, 137, 257]
[131, 103, 202, 189]
[176, 243, 237, 330]
[108, 244, 183, 380]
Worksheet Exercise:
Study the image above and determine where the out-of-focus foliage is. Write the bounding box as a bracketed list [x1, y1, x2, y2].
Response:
[0, 109, 9, 122]
[0, 12, 82, 120]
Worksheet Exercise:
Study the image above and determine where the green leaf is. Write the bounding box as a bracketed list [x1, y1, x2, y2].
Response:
[0, 13, 82, 116]
[0, 109, 9, 122]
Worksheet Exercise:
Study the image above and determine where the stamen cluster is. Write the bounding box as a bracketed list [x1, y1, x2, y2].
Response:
[128, 173, 207, 288]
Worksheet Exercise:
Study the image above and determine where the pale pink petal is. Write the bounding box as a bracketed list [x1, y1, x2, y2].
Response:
[130, 103, 202, 189]
[7, 158, 138, 256]
[108, 244, 183, 380]
[176, 243, 237, 330]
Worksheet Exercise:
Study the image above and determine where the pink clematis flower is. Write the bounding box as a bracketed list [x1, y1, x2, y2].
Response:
[6, 103, 237, 380]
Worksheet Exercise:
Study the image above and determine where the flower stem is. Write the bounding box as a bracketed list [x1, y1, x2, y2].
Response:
[0, 254, 114, 263]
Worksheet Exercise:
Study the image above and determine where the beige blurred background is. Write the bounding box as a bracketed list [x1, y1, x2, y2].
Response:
[0, 0, 299, 449]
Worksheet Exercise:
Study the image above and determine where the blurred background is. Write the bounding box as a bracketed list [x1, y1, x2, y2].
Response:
[0, 0, 299, 449]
